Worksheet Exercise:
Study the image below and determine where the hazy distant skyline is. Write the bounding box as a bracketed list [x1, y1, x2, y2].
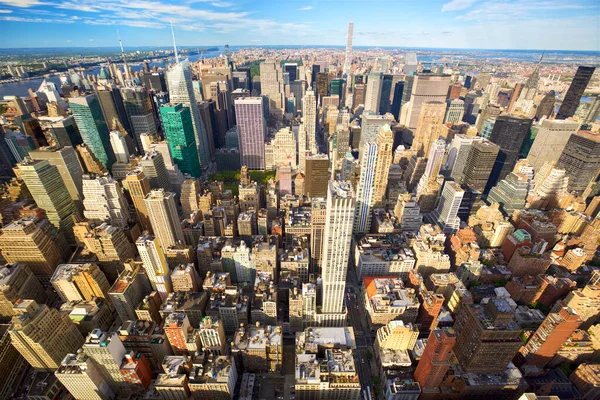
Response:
[0, 0, 598, 50]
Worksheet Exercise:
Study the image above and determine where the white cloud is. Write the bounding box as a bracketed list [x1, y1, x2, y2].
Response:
[211, 1, 233, 7]
[0, 0, 43, 7]
[299, 5, 313, 11]
[0, 8, 12, 13]
[457, 1, 588, 21]
[0, 15, 75, 23]
[441, 0, 477, 12]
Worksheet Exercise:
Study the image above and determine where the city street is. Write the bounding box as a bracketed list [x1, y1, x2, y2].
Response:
[346, 266, 377, 396]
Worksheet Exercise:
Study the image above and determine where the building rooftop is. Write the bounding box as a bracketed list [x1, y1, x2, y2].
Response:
[329, 180, 355, 199]
[364, 277, 418, 313]
[233, 324, 282, 351]
[379, 348, 412, 367]
[164, 312, 187, 328]
[296, 327, 356, 351]
[161, 292, 204, 315]
[386, 378, 421, 395]
[189, 354, 234, 384]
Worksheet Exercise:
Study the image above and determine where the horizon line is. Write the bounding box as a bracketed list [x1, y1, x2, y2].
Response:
[0, 45, 599, 53]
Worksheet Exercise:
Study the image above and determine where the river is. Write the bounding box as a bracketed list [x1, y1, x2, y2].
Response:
[0, 48, 226, 98]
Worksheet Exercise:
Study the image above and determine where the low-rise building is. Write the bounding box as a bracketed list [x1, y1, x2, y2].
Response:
[354, 234, 415, 279]
[363, 277, 419, 327]
[294, 327, 360, 400]
[231, 323, 282, 373]
[188, 353, 238, 400]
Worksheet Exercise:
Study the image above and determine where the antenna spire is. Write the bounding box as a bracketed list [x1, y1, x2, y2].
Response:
[170, 21, 180, 64]
[117, 30, 131, 83]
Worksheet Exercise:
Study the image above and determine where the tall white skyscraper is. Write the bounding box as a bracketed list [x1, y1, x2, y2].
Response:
[417, 139, 447, 194]
[82, 174, 131, 228]
[298, 124, 307, 173]
[109, 130, 129, 164]
[260, 60, 285, 119]
[234, 97, 267, 170]
[322, 181, 355, 315]
[428, 180, 464, 235]
[364, 71, 383, 114]
[302, 89, 318, 155]
[136, 234, 172, 300]
[354, 142, 377, 234]
[144, 189, 184, 250]
[166, 59, 210, 170]
[343, 22, 354, 77]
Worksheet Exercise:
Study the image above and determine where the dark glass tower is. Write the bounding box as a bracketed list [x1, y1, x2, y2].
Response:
[557, 66, 596, 119]
[485, 115, 532, 192]
[557, 131, 600, 194]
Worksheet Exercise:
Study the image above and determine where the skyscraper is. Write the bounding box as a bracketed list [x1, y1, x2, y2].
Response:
[56, 352, 115, 400]
[444, 99, 465, 123]
[259, 60, 285, 119]
[234, 97, 267, 170]
[144, 189, 184, 250]
[402, 74, 451, 135]
[519, 305, 581, 367]
[18, 158, 77, 243]
[557, 66, 596, 120]
[139, 151, 171, 191]
[322, 181, 355, 315]
[82, 174, 130, 228]
[0, 217, 68, 278]
[526, 119, 580, 171]
[160, 103, 201, 177]
[302, 89, 318, 156]
[109, 130, 130, 164]
[73, 222, 136, 280]
[9, 300, 84, 371]
[452, 299, 522, 373]
[536, 90, 556, 120]
[412, 101, 447, 157]
[556, 130, 600, 194]
[29, 145, 84, 210]
[461, 139, 500, 193]
[428, 181, 464, 235]
[122, 170, 152, 232]
[416, 139, 446, 195]
[304, 154, 329, 198]
[404, 52, 417, 75]
[486, 172, 530, 216]
[70, 94, 116, 170]
[343, 22, 354, 77]
[96, 78, 131, 134]
[50, 263, 111, 303]
[373, 125, 394, 208]
[120, 86, 157, 153]
[0, 264, 47, 319]
[486, 115, 532, 192]
[82, 330, 132, 395]
[136, 234, 172, 301]
[364, 71, 383, 114]
[354, 142, 377, 236]
[413, 329, 455, 394]
[166, 59, 210, 170]
[360, 113, 390, 150]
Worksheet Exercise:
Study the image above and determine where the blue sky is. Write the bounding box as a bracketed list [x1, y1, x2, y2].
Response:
[0, 0, 598, 50]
